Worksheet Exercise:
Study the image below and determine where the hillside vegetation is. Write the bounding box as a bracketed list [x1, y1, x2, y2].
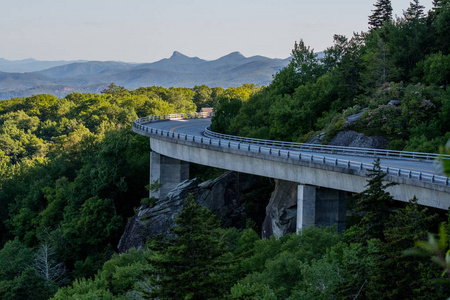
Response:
[211, 0, 450, 153]
[0, 83, 259, 298]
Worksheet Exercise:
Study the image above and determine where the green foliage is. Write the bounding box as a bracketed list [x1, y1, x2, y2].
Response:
[367, 197, 444, 299]
[0, 238, 58, 299]
[233, 227, 340, 299]
[290, 39, 324, 85]
[63, 196, 122, 247]
[1, 267, 57, 300]
[51, 277, 114, 300]
[295, 241, 380, 299]
[211, 84, 259, 133]
[0, 238, 34, 280]
[144, 194, 236, 299]
[404, 0, 425, 20]
[140, 197, 157, 207]
[53, 248, 152, 298]
[423, 52, 450, 85]
[442, 140, 450, 176]
[435, 2, 450, 54]
[368, 0, 393, 30]
[0, 85, 209, 298]
[98, 248, 153, 295]
[350, 158, 396, 242]
[192, 84, 224, 110]
[101, 83, 129, 96]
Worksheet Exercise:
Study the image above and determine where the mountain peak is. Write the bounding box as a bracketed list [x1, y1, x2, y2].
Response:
[228, 51, 245, 58]
[214, 52, 247, 64]
[170, 51, 187, 59]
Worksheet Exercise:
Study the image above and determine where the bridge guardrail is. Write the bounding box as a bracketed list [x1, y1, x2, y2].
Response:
[133, 114, 450, 187]
[134, 112, 212, 123]
[204, 128, 450, 162]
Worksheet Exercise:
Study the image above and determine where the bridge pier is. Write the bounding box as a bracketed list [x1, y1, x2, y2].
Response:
[150, 151, 189, 199]
[297, 184, 346, 233]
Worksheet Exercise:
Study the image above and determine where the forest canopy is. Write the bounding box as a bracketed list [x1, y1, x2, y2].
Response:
[0, 83, 259, 298]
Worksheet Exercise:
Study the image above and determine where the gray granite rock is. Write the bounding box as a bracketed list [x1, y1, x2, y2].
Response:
[261, 179, 298, 238]
[118, 171, 263, 253]
[328, 130, 389, 149]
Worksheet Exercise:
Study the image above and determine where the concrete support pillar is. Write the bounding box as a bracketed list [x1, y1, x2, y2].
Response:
[297, 184, 346, 233]
[150, 151, 189, 199]
[297, 185, 317, 232]
[315, 188, 347, 232]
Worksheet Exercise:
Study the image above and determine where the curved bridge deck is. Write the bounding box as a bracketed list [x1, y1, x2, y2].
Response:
[133, 114, 450, 210]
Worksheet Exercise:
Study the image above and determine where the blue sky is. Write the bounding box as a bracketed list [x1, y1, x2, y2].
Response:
[0, 0, 433, 62]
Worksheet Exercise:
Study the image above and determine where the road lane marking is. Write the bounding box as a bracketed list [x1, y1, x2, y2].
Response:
[169, 122, 209, 132]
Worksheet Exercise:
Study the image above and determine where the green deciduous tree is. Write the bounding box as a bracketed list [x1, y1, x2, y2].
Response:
[290, 39, 324, 86]
[423, 51, 450, 86]
[100, 83, 129, 96]
[193, 85, 213, 110]
[232, 227, 340, 299]
[51, 277, 114, 300]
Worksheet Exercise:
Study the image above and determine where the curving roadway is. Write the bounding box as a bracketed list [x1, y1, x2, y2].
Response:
[145, 118, 444, 178]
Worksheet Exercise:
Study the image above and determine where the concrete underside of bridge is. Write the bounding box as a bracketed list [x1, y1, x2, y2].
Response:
[146, 135, 450, 210]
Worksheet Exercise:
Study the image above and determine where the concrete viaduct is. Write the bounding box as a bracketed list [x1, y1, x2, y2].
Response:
[133, 113, 450, 232]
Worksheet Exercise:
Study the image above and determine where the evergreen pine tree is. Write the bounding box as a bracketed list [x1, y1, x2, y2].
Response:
[432, 0, 450, 15]
[144, 194, 235, 299]
[404, 0, 425, 20]
[355, 158, 396, 241]
[367, 197, 445, 299]
[369, 0, 393, 30]
[433, 0, 443, 9]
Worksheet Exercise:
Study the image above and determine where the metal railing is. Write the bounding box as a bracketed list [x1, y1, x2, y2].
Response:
[134, 112, 212, 124]
[132, 114, 450, 187]
[204, 127, 450, 162]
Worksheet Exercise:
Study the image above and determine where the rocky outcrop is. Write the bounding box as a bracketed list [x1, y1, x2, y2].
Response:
[262, 129, 388, 239]
[328, 130, 389, 149]
[118, 171, 265, 253]
[261, 179, 298, 239]
[345, 109, 366, 124]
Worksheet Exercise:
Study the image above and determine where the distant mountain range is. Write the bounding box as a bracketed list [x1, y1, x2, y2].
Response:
[0, 52, 291, 100]
[0, 58, 88, 73]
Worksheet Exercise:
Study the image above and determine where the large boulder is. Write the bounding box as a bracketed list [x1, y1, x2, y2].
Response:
[328, 130, 389, 149]
[118, 171, 264, 253]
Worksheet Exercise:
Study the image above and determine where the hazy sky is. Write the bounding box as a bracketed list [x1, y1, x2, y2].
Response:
[0, 0, 433, 63]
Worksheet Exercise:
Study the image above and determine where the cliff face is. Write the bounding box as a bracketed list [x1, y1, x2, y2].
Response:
[261, 179, 298, 238]
[118, 172, 265, 253]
